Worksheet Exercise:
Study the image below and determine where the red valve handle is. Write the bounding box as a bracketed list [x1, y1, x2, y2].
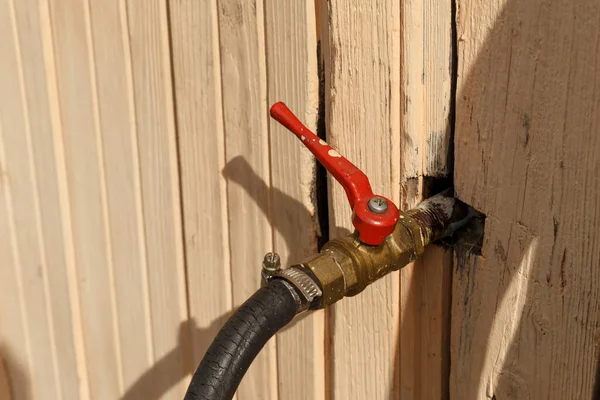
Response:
[270, 102, 399, 245]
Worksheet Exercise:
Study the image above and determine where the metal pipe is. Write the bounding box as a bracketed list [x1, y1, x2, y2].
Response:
[274, 191, 473, 308]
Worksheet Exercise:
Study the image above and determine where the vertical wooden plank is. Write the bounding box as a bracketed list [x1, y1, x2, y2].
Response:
[217, 0, 276, 398]
[0, 9, 62, 398]
[0, 125, 34, 400]
[399, 0, 454, 398]
[169, 0, 233, 384]
[400, 248, 452, 399]
[87, 0, 155, 396]
[322, 1, 401, 398]
[48, 0, 124, 396]
[400, 0, 453, 180]
[8, 0, 90, 398]
[264, 1, 324, 399]
[451, 0, 600, 398]
[125, 0, 190, 398]
[0, 1, 88, 398]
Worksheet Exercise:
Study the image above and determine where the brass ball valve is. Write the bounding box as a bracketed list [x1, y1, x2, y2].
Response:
[267, 102, 474, 309]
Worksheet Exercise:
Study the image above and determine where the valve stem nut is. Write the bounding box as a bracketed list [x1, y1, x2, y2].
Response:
[261, 252, 281, 286]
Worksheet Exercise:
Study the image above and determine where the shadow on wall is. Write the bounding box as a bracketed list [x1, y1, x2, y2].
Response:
[446, 0, 600, 398]
[121, 155, 324, 399]
[222, 155, 330, 266]
[0, 345, 30, 400]
[120, 316, 229, 400]
[0, 155, 327, 400]
[119, 312, 315, 400]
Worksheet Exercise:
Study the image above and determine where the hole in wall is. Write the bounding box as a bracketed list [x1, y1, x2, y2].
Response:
[314, 39, 330, 251]
[451, 206, 486, 258]
[404, 174, 486, 259]
[422, 176, 454, 199]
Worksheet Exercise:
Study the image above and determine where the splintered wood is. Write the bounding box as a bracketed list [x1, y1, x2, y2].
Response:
[451, 0, 600, 398]
[399, 0, 454, 398]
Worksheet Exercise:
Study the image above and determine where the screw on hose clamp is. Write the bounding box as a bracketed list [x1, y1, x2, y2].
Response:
[274, 267, 322, 310]
[261, 252, 281, 287]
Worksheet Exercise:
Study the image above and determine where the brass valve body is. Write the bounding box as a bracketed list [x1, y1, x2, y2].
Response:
[295, 193, 471, 308]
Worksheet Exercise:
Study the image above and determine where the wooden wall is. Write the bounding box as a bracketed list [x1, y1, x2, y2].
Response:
[2, 0, 598, 399]
[450, 0, 600, 398]
[0, 0, 451, 398]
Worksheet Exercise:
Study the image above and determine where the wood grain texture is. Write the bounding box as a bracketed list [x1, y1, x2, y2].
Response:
[401, 0, 453, 180]
[125, 1, 190, 398]
[48, 0, 125, 396]
[11, 0, 89, 398]
[87, 0, 156, 396]
[1, 0, 94, 398]
[0, 2, 62, 398]
[322, 1, 401, 398]
[398, 0, 453, 398]
[451, 0, 600, 398]
[168, 0, 233, 394]
[217, 0, 276, 398]
[264, 1, 324, 399]
[0, 1, 470, 398]
[399, 247, 452, 400]
[0, 119, 34, 400]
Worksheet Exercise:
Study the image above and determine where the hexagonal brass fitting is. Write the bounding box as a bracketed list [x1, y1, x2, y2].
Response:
[299, 212, 421, 307]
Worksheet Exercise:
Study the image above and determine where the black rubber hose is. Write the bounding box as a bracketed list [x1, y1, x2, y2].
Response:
[184, 279, 300, 400]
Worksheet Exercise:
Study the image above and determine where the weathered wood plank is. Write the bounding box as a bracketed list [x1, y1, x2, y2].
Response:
[264, 1, 324, 398]
[398, 0, 454, 397]
[322, 1, 401, 398]
[451, 0, 600, 398]
[217, 0, 276, 398]
[400, 246, 452, 399]
[401, 0, 453, 180]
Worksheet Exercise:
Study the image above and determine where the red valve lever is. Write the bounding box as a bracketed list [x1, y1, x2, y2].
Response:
[270, 102, 399, 245]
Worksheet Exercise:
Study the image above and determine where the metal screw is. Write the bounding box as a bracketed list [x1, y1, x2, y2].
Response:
[261, 252, 281, 287]
[368, 197, 388, 214]
[262, 252, 281, 273]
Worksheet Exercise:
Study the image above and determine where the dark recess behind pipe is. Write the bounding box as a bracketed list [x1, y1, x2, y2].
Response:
[315, 39, 330, 250]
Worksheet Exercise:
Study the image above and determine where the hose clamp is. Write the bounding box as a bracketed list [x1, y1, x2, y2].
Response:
[274, 267, 322, 311]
